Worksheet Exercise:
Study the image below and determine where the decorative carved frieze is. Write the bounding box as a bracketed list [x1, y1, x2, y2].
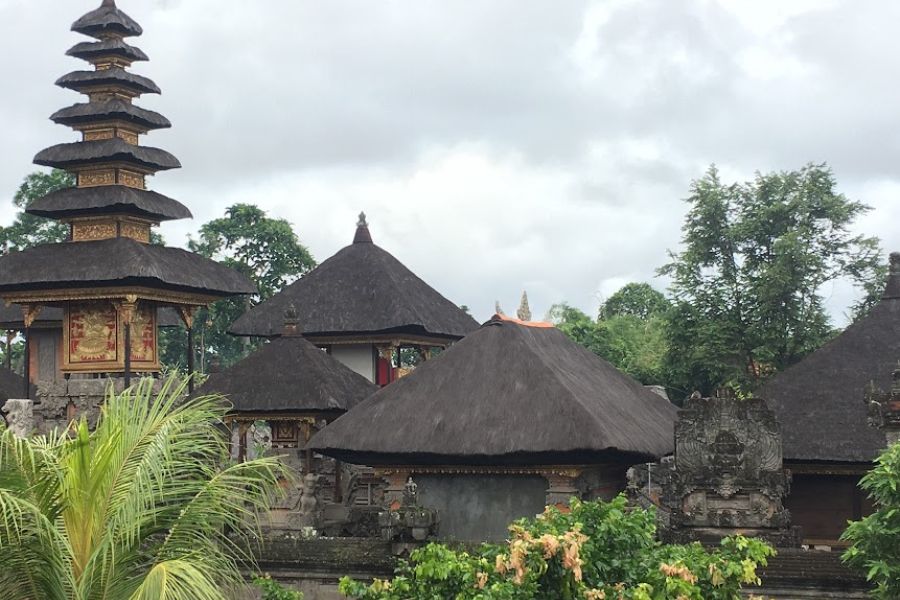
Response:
[628, 395, 799, 546]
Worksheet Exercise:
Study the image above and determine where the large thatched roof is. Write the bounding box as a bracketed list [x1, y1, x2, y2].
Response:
[51, 100, 171, 131]
[197, 333, 377, 414]
[0, 238, 254, 298]
[229, 220, 478, 339]
[309, 316, 678, 466]
[758, 259, 900, 464]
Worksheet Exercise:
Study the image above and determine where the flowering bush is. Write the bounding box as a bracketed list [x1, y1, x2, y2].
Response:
[339, 495, 774, 599]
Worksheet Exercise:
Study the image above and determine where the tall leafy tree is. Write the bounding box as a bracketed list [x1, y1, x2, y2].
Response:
[548, 295, 670, 388]
[0, 376, 287, 600]
[599, 282, 670, 320]
[162, 204, 316, 370]
[660, 163, 882, 396]
[0, 169, 73, 252]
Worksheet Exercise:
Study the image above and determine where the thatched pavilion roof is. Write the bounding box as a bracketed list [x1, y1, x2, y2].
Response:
[197, 333, 377, 415]
[309, 315, 678, 466]
[759, 255, 900, 463]
[229, 218, 478, 340]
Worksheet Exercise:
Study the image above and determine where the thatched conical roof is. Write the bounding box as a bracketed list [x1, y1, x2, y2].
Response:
[197, 331, 377, 414]
[759, 255, 900, 463]
[229, 216, 478, 339]
[309, 315, 678, 466]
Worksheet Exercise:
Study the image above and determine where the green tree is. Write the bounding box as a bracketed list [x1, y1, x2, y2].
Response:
[340, 495, 774, 600]
[660, 164, 882, 396]
[0, 376, 287, 600]
[549, 295, 670, 387]
[0, 169, 73, 252]
[843, 441, 900, 598]
[161, 204, 316, 370]
[600, 283, 670, 320]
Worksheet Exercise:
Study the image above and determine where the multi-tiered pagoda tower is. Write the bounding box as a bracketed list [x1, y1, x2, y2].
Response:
[0, 0, 253, 392]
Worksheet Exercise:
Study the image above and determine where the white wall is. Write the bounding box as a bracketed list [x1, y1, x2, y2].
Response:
[330, 344, 375, 382]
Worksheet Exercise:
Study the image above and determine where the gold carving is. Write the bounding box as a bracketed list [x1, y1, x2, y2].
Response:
[83, 128, 115, 142]
[21, 305, 43, 328]
[178, 306, 196, 329]
[66, 302, 118, 365]
[119, 221, 151, 243]
[116, 129, 139, 145]
[72, 221, 117, 242]
[78, 169, 116, 187]
[128, 304, 157, 364]
[117, 169, 145, 189]
[3, 286, 221, 309]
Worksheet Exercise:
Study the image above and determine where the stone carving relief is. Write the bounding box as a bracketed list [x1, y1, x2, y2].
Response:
[2, 399, 34, 438]
[628, 394, 799, 546]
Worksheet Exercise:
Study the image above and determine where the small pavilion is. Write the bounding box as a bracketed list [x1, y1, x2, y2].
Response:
[759, 252, 900, 546]
[310, 314, 678, 540]
[196, 308, 377, 512]
[230, 214, 478, 385]
[0, 0, 252, 395]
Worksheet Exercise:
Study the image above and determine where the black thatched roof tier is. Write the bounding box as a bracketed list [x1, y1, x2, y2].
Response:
[197, 335, 377, 414]
[27, 186, 190, 222]
[0, 238, 254, 297]
[0, 304, 63, 328]
[0, 368, 34, 405]
[758, 256, 900, 463]
[51, 100, 170, 130]
[229, 223, 479, 339]
[0, 303, 186, 329]
[72, 0, 142, 39]
[309, 316, 678, 466]
[57, 69, 160, 96]
[34, 139, 180, 172]
[67, 39, 148, 63]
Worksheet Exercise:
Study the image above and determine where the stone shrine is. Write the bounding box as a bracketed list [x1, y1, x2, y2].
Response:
[628, 393, 800, 546]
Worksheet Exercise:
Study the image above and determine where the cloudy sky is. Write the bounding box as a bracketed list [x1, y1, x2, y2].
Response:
[1, 0, 898, 325]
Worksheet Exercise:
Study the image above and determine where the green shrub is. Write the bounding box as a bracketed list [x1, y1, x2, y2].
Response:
[843, 441, 900, 598]
[340, 495, 774, 599]
[253, 574, 304, 600]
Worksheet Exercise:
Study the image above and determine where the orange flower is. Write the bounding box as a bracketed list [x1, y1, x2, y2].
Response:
[494, 554, 508, 575]
[475, 571, 488, 589]
[539, 534, 560, 558]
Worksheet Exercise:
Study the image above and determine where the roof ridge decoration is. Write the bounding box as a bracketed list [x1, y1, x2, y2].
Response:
[353, 211, 374, 244]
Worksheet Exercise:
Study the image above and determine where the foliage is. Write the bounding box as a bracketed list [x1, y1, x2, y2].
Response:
[660, 163, 882, 396]
[0, 376, 288, 600]
[548, 301, 669, 387]
[253, 574, 304, 600]
[340, 495, 774, 600]
[0, 169, 73, 252]
[600, 283, 671, 320]
[843, 441, 900, 598]
[161, 203, 316, 370]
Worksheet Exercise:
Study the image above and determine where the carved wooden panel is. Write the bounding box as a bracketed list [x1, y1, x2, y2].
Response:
[66, 302, 118, 366]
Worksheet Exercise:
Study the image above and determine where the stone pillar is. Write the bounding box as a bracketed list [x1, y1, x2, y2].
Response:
[381, 469, 410, 511]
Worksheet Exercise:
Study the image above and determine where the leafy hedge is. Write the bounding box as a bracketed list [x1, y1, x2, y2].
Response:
[340, 495, 774, 599]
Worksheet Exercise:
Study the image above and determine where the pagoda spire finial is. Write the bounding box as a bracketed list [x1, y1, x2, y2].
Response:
[353, 211, 373, 244]
[517, 291, 532, 321]
[101, 0, 116, 7]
